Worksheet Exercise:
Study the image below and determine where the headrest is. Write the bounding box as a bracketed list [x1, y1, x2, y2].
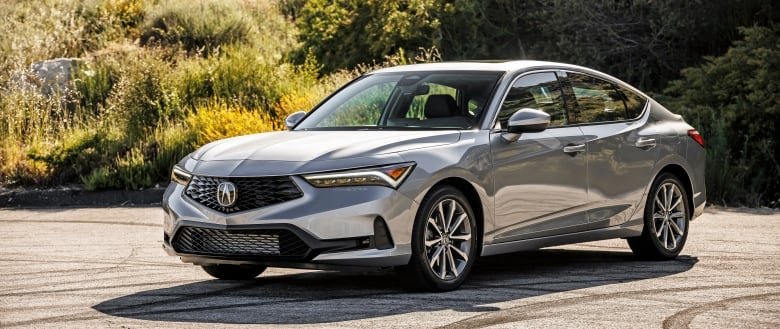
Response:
[424, 94, 458, 118]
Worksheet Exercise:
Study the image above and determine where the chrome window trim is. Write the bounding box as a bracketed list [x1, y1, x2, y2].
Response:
[558, 69, 649, 123]
[487, 67, 650, 131]
[487, 69, 564, 130]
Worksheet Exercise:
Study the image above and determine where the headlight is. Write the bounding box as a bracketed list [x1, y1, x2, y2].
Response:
[302, 163, 415, 189]
[171, 165, 192, 186]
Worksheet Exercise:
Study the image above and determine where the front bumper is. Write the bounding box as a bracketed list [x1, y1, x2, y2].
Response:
[162, 176, 416, 268]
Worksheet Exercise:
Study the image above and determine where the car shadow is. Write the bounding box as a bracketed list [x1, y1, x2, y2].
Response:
[93, 248, 698, 324]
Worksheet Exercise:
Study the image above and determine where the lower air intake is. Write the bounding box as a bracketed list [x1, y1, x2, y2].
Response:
[172, 227, 310, 258]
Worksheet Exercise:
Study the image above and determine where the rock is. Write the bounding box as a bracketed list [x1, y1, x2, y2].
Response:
[29, 58, 83, 97]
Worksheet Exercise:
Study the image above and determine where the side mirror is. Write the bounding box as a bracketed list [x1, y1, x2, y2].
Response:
[284, 111, 306, 130]
[501, 108, 550, 142]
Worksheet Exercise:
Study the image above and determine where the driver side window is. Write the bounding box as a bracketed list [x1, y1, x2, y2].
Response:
[497, 72, 566, 128]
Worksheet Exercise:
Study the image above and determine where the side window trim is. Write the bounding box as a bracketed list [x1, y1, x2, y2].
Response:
[490, 70, 571, 130]
[558, 69, 649, 126]
[615, 83, 631, 119]
[615, 83, 649, 120]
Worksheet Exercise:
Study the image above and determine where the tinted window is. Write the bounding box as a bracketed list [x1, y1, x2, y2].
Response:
[616, 84, 647, 119]
[497, 72, 567, 128]
[566, 73, 627, 124]
[317, 79, 395, 127]
[406, 83, 458, 119]
[296, 71, 502, 130]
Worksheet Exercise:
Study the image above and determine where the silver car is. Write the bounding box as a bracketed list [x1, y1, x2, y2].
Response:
[162, 61, 706, 291]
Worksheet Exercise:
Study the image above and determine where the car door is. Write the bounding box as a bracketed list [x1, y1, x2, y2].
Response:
[559, 71, 659, 228]
[489, 71, 590, 243]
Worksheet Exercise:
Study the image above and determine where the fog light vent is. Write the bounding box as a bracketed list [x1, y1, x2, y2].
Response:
[373, 217, 394, 250]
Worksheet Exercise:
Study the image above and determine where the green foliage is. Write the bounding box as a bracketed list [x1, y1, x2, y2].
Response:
[1, 0, 779, 206]
[140, 0, 255, 55]
[100, 50, 182, 141]
[72, 60, 117, 114]
[79, 0, 147, 44]
[28, 127, 122, 186]
[296, 0, 442, 72]
[0, 0, 341, 190]
[296, 0, 779, 91]
[665, 26, 780, 206]
[175, 45, 320, 114]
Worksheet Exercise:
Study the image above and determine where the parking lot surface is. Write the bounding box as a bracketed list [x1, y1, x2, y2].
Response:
[1, 207, 778, 328]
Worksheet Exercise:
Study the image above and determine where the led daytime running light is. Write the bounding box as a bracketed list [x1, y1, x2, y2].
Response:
[303, 163, 415, 189]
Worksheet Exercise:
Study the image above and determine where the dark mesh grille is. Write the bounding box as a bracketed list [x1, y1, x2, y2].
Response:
[184, 175, 303, 213]
[172, 227, 310, 258]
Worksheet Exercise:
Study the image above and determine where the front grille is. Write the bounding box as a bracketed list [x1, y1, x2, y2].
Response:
[172, 227, 310, 258]
[185, 175, 303, 213]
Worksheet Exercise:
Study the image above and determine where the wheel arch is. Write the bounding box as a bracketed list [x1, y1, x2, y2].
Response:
[656, 164, 694, 217]
[428, 177, 485, 253]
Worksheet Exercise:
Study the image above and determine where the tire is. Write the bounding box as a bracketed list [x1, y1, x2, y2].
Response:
[201, 264, 266, 280]
[406, 185, 478, 291]
[628, 173, 690, 260]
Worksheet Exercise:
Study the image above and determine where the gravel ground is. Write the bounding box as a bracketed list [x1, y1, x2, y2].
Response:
[0, 207, 778, 328]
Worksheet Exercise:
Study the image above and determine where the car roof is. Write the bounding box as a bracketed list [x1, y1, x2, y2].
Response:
[370, 60, 588, 74]
[369, 60, 652, 101]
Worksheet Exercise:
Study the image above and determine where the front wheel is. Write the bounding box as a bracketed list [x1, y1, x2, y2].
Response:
[628, 173, 690, 260]
[201, 264, 266, 280]
[407, 185, 478, 291]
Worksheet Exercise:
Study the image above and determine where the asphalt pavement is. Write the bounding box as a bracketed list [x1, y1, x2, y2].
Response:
[0, 207, 778, 328]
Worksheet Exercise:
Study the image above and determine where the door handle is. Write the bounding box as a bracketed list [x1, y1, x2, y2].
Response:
[635, 137, 657, 149]
[563, 144, 586, 155]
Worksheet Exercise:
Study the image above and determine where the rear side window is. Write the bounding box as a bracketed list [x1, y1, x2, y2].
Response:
[497, 72, 567, 128]
[565, 73, 627, 124]
[616, 84, 647, 119]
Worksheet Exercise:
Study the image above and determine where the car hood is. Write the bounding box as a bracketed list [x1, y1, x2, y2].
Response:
[191, 130, 461, 162]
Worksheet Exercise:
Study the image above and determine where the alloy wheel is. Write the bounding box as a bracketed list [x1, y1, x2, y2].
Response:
[652, 182, 687, 251]
[424, 198, 473, 280]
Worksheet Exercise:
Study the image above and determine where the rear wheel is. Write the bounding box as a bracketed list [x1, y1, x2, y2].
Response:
[628, 173, 690, 260]
[407, 185, 478, 291]
[201, 264, 266, 280]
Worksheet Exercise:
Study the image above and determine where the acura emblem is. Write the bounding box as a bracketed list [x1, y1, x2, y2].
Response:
[216, 181, 237, 207]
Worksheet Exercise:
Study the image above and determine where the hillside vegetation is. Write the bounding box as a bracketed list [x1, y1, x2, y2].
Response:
[0, 0, 778, 206]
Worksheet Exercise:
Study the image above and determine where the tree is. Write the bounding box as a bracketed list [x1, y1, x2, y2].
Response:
[665, 26, 780, 206]
[295, 0, 442, 73]
[294, 0, 779, 92]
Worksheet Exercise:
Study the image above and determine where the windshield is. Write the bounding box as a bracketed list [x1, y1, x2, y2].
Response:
[295, 71, 504, 130]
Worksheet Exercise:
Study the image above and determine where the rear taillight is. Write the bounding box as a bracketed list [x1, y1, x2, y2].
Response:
[688, 129, 704, 148]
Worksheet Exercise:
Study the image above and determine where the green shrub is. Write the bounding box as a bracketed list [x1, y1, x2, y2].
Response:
[103, 48, 183, 140]
[295, 0, 442, 73]
[175, 45, 320, 115]
[80, 122, 196, 190]
[665, 26, 780, 206]
[26, 126, 123, 185]
[114, 146, 153, 190]
[78, 0, 147, 46]
[82, 167, 114, 190]
[140, 0, 254, 55]
[0, 0, 316, 190]
[0, 83, 84, 186]
[72, 60, 117, 115]
[147, 122, 197, 181]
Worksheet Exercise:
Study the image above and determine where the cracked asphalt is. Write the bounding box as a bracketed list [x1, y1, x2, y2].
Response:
[0, 207, 778, 328]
